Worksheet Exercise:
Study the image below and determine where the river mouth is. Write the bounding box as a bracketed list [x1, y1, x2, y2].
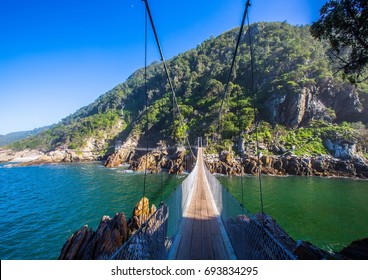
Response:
[0, 163, 367, 259]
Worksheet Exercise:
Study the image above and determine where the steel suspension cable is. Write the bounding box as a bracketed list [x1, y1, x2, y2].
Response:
[142, 0, 195, 159]
[217, 0, 251, 136]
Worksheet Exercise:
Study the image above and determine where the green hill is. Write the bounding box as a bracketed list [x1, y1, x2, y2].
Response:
[0, 126, 51, 147]
[8, 22, 368, 158]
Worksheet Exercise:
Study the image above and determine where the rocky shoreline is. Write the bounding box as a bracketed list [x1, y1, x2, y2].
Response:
[103, 145, 368, 179]
[0, 148, 44, 163]
[104, 146, 194, 174]
[0, 148, 101, 166]
[59, 196, 368, 260]
[1, 146, 367, 179]
[204, 151, 368, 179]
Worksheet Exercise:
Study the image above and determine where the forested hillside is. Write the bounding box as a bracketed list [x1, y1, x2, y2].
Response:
[8, 22, 368, 158]
[0, 126, 50, 147]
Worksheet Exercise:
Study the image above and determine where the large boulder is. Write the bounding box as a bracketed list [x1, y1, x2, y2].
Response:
[339, 238, 368, 260]
[105, 148, 135, 168]
[58, 212, 128, 260]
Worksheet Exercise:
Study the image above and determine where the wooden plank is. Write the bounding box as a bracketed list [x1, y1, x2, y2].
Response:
[209, 218, 221, 235]
[202, 218, 211, 237]
[211, 235, 229, 260]
[175, 221, 192, 260]
[189, 234, 202, 259]
[201, 234, 214, 260]
[174, 148, 231, 260]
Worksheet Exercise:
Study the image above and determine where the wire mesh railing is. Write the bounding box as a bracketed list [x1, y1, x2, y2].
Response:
[203, 163, 296, 260]
[110, 154, 199, 260]
[110, 203, 169, 260]
[111, 147, 295, 260]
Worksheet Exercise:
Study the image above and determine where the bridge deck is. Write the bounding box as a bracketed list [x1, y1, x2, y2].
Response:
[173, 148, 231, 260]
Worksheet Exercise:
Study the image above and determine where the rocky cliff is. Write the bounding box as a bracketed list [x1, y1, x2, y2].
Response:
[264, 79, 365, 128]
[59, 197, 156, 260]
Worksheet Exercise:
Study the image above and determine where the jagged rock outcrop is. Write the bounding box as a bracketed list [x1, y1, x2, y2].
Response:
[130, 148, 168, 173]
[264, 79, 365, 128]
[104, 147, 135, 168]
[104, 134, 139, 168]
[204, 152, 243, 176]
[204, 152, 368, 179]
[294, 240, 337, 260]
[130, 197, 157, 231]
[324, 139, 357, 160]
[293, 236, 368, 260]
[166, 149, 187, 174]
[59, 212, 128, 260]
[129, 147, 191, 174]
[59, 197, 156, 260]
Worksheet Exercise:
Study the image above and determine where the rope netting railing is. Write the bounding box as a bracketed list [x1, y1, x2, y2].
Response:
[110, 203, 168, 260]
[203, 163, 296, 260]
[111, 153, 199, 260]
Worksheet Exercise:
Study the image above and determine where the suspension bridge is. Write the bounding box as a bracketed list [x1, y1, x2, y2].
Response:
[110, 140, 295, 260]
[110, 0, 297, 260]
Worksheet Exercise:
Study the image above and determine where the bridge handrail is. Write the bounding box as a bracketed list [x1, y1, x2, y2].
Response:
[202, 162, 296, 260]
[110, 153, 200, 260]
[111, 148, 296, 260]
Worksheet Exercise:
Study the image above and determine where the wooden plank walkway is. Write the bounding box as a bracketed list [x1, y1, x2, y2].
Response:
[173, 148, 232, 260]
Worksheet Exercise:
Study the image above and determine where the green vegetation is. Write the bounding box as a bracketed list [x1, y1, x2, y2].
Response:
[0, 126, 50, 147]
[242, 121, 361, 157]
[9, 110, 122, 151]
[7, 22, 368, 159]
[310, 0, 368, 84]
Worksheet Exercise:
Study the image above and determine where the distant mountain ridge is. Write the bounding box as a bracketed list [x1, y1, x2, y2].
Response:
[0, 126, 51, 147]
[7, 22, 368, 159]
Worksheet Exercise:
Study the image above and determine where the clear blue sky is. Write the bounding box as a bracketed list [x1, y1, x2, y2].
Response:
[0, 0, 327, 135]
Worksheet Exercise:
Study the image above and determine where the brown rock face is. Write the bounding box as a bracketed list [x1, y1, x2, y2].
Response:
[58, 213, 128, 260]
[167, 150, 186, 174]
[130, 197, 157, 230]
[204, 152, 368, 179]
[105, 148, 135, 168]
[129, 148, 190, 174]
[58, 197, 158, 260]
[294, 240, 334, 260]
[130, 149, 167, 173]
[264, 79, 365, 128]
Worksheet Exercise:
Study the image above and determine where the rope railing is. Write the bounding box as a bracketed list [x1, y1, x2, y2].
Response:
[110, 153, 199, 260]
[110, 203, 169, 260]
[111, 147, 295, 260]
[203, 162, 296, 260]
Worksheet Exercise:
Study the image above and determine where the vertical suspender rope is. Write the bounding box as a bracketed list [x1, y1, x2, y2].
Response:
[142, 1, 165, 205]
[160, 166, 163, 202]
[131, 6, 150, 260]
[142, 4, 149, 202]
[235, 44, 246, 211]
[247, 10, 265, 220]
[215, 0, 251, 212]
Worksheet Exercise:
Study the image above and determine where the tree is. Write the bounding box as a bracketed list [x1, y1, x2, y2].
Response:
[310, 0, 368, 84]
